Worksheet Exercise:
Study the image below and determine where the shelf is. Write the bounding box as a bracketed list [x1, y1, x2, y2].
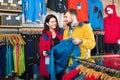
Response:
[0, 9, 22, 13]
[22, 23, 44, 28]
[0, 25, 22, 28]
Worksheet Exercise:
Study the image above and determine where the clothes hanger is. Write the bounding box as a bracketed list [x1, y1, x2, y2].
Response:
[19, 34, 26, 45]
[104, 75, 110, 80]
[96, 72, 103, 79]
[100, 73, 106, 80]
[76, 64, 83, 70]
[0, 34, 3, 42]
[86, 69, 94, 77]
[12, 35, 17, 45]
[112, 0, 114, 4]
[7, 35, 11, 45]
[18, 34, 25, 45]
[8, 35, 12, 45]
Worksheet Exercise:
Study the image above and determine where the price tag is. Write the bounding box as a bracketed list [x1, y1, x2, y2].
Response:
[6, 16, 11, 20]
[15, 16, 20, 20]
[45, 56, 50, 65]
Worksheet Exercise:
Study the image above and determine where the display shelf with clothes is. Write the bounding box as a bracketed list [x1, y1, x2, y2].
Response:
[62, 59, 120, 80]
[20, 29, 41, 80]
[22, 0, 46, 23]
[0, 34, 26, 79]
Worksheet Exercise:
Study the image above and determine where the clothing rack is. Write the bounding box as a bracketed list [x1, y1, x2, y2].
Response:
[91, 54, 120, 58]
[20, 28, 42, 34]
[0, 29, 20, 34]
[0, 34, 26, 45]
[0, 28, 42, 34]
[75, 58, 120, 74]
[93, 30, 104, 35]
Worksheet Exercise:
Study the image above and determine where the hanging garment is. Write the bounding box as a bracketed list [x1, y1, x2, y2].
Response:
[91, 34, 105, 56]
[0, 44, 6, 78]
[67, 0, 88, 22]
[73, 73, 86, 80]
[87, 0, 104, 30]
[18, 45, 25, 76]
[85, 74, 98, 80]
[104, 5, 120, 53]
[22, 0, 46, 23]
[22, 34, 34, 79]
[104, 5, 120, 44]
[6, 40, 13, 76]
[47, 0, 67, 13]
[105, 43, 119, 53]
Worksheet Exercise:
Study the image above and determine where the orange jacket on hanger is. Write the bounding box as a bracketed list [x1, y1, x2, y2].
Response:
[67, 0, 88, 22]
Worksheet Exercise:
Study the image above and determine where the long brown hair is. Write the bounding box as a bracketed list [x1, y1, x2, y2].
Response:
[44, 14, 60, 31]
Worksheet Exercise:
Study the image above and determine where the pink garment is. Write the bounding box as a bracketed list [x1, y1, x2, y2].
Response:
[16, 44, 19, 73]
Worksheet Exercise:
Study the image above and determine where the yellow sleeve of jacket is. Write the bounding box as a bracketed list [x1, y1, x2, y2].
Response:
[63, 23, 96, 60]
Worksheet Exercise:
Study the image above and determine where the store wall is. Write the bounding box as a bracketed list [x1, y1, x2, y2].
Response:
[46, 0, 120, 27]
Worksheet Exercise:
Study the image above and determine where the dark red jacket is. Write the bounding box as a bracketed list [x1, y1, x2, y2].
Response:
[104, 5, 120, 44]
[39, 28, 64, 77]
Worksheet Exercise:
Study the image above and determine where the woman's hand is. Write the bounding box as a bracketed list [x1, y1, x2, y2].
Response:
[43, 51, 48, 56]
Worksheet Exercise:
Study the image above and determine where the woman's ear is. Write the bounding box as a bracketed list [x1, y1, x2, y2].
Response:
[46, 22, 49, 26]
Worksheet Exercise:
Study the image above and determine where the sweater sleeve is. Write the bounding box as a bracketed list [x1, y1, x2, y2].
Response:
[39, 36, 48, 56]
[80, 24, 96, 49]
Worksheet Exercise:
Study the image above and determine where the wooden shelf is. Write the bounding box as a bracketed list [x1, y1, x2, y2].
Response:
[0, 9, 22, 13]
[22, 23, 44, 28]
[0, 25, 22, 28]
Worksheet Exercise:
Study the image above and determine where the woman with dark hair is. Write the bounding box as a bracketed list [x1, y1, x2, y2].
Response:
[39, 14, 64, 80]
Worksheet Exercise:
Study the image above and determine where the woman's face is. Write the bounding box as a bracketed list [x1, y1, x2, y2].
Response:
[47, 17, 57, 29]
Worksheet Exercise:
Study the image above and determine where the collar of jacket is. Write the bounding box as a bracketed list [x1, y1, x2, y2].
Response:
[70, 21, 89, 30]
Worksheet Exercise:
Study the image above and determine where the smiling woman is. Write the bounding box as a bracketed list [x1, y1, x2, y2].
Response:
[39, 14, 64, 80]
